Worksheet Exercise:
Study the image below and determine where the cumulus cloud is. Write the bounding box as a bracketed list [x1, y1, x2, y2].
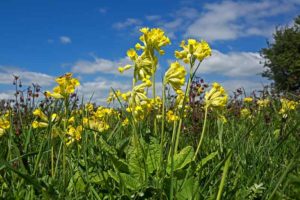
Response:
[72, 56, 132, 76]
[200, 50, 264, 77]
[0, 66, 54, 86]
[185, 0, 298, 41]
[0, 91, 14, 100]
[60, 36, 72, 44]
[113, 18, 142, 30]
[77, 77, 132, 104]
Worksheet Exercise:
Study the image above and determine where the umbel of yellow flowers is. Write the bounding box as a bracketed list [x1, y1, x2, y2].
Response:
[204, 82, 228, 109]
[118, 28, 171, 83]
[164, 62, 186, 92]
[175, 39, 211, 64]
[45, 73, 80, 99]
[0, 115, 10, 137]
[279, 98, 299, 116]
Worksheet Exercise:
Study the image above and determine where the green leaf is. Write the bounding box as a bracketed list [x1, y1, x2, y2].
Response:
[146, 140, 161, 174]
[196, 151, 218, 171]
[167, 146, 194, 174]
[99, 136, 117, 155]
[119, 173, 141, 190]
[176, 177, 201, 200]
[111, 157, 130, 173]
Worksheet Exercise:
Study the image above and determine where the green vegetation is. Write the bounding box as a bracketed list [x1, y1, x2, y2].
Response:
[0, 28, 300, 200]
[261, 15, 300, 92]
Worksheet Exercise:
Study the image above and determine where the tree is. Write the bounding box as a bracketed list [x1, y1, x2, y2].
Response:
[260, 15, 300, 92]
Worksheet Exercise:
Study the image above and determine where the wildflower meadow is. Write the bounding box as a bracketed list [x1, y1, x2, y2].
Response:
[0, 28, 300, 200]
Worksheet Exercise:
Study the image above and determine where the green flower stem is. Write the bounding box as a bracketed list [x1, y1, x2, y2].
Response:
[194, 106, 208, 160]
[169, 120, 178, 200]
[160, 82, 166, 166]
[174, 60, 199, 154]
[216, 151, 232, 200]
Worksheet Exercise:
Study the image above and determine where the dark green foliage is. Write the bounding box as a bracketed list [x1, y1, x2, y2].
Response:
[261, 15, 300, 92]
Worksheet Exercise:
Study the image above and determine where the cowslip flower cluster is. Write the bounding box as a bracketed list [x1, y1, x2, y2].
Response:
[119, 28, 170, 83]
[66, 125, 83, 146]
[83, 106, 118, 132]
[257, 99, 270, 109]
[279, 98, 298, 116]
[32, 108, 58, 128]
[204, 83, 228, 109]
[175, 39, 211, 64]
[164, 62, 186, 93]
[137, 28, 171, 55]
[45, 73, 80, 99]
[121, 81, 153, 120]
[244, 97, 253, 103]
[166, 110, 179, 123]
[240, 108, 252, 119]
[0, 114, 10, 137]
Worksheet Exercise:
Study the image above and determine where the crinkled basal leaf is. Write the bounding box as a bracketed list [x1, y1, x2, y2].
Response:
[99, 136, 117, 155]
[146, 139, 161, 174]
[176, 177, 201, 200]
[119, 173, 141, 190]
[127, 144, 146, 181]
[107, 170, 141, 191]
[196, 151, 218, 172]
[167, 146, 194, 174]
[67, 171, 86, 193]
[89, 172, 108, 185]
[111, 156, 130, 173]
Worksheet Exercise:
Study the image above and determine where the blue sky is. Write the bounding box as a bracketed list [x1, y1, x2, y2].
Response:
[0, 0, 299, 103]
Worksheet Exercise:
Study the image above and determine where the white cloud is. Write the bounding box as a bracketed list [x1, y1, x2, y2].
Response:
[0, 66, 54, 86]
[0, 91, 14, 100]
[77, 77, 132, 104]
[72, 56, 132, 76]
[185, 0, 298, 41]
[60, 36, 72, 44]
[113, 18, 142, 30]
[199, 50, 264, 77]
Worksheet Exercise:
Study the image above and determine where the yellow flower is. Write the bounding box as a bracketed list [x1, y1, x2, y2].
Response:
[175, 39, 211, 64]
[85, 103, 94, 112]
[51, 113, 58, 122]
[175, 89, 188, 109]
[47, 73, 80, 99]
[279, 98, 298, 116]
[45, 91, 63, 99]
[164, 62, 186, 92]
[127, 49, 138, 60]
[33, 108, 48, 121]
[120, 52, 153, 81]
[204, 83, 228, 109]
[66, 125, 83, 146]
[68, 116, 75, 124]
[118, 64, 132, 73]
[32, 121, 48, 129]
[138, 27, 171, 54]
[166, 110, 179, 123]
[240, 108, 251, 118]
[257, 99, 270, 109]
[0, 117, 10, 137]
[121, 118, 129, 127]
[243, 97, 253, 103]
